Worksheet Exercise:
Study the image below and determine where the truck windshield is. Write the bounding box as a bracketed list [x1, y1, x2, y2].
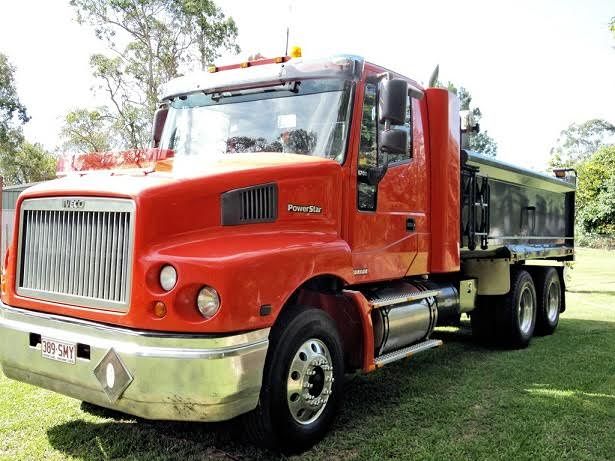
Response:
[160, 79, 353, 165]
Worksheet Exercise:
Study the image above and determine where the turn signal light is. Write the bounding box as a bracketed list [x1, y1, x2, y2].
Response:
[207, 65, 217, 73]
[153, 301, 167, 318]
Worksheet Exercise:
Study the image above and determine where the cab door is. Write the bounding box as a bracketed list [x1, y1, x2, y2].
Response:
[348, 79, 429, 282]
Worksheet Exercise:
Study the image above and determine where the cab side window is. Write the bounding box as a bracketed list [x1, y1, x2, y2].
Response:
[358, 83, 378, 211]
[357, 82, 413, 211]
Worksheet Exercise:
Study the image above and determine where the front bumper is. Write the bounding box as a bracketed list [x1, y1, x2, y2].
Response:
[0, 302, 269, 421]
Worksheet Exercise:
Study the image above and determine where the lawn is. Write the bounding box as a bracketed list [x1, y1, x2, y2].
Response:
[1, 248, 614, 460]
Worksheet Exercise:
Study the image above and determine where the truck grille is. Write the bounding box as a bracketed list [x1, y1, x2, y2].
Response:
[16, 197, 135, 311]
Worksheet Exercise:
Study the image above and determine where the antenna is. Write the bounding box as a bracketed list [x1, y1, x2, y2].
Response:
[285, 26, 289, 56]
[284, 0, 294, 56]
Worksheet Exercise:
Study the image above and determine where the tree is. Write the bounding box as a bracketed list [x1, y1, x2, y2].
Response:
[576, 145, 615, 235]
[0, 141, 56, 185]
[67, 0, 239, 149]
[548, 119, 615, 168]
[437, 80, 498, 156]
[0, 53, 56, 185]
[0, 52, 29, 151]
[61, 108, 114, 153]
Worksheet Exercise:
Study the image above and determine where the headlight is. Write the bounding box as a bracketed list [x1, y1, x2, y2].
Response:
[197, 286, 220, 318]
[159, 265, 177, 291]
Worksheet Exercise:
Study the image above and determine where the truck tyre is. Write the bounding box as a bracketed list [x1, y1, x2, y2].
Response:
[470, 296, 496, 343]
[495, 269, 537, 348]
[242, 306, 344, 452]
[533, 267, 561, 336]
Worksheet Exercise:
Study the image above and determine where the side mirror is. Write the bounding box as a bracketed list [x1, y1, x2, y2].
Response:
[380, 128, 408, 156]
[378, 79, 408, 125]
[152, 107, 168, 148]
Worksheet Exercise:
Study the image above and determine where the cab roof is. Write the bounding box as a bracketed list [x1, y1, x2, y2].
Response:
[160, 54, 365, 101]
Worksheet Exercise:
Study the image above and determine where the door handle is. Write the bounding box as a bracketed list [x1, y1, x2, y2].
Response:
[406, 218, 416, 232]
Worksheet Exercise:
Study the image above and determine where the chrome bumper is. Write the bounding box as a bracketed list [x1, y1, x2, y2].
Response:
[0, 302, 269, 422]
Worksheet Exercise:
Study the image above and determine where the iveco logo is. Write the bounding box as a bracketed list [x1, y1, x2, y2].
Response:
[62, 199, 85, 209]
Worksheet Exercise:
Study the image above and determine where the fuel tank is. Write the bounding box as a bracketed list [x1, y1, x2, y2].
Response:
[368, 280, 460, 355]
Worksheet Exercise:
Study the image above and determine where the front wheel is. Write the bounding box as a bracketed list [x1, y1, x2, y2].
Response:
[242, 306, 344, 452]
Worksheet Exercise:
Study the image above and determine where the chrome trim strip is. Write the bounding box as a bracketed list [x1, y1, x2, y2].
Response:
[1, 314, 269, 359]
[16, 197, 136, 312]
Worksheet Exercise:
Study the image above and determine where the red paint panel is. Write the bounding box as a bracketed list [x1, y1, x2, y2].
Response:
[2, 156, 353, 333]
[347, 66, 430, 282]
[426, 89, 460, 273]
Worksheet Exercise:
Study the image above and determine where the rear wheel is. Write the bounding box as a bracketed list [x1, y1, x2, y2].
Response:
[495, 269, 537, 348]
[242, 306, 344, 452]
[534, 267, 561, 335]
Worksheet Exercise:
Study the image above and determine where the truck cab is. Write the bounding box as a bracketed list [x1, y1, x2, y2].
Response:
[0, 54, 574, 451]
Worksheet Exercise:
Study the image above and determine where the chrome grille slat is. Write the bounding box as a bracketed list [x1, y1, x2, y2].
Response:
[17, 198, 135, 312]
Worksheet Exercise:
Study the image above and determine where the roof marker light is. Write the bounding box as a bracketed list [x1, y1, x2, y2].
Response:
[289, 45, 302, 58]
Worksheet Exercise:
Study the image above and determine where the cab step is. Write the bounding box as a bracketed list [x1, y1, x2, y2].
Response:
[368, 289, 439, 309]
[374, 339, 443, 368]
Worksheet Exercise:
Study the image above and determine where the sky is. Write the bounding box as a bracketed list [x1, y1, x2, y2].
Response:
[0, 0, 614, 170]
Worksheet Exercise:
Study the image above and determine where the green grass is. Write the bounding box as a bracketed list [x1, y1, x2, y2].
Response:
[1, 248, 614, 460]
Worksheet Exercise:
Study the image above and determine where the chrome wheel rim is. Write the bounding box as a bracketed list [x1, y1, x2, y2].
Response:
[286, 338, 334, 425]
[517, 284, 535, 336]
[546, 281, 560, 323]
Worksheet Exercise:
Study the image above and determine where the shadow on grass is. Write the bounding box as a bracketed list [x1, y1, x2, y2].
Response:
[46, 318, 614, 461]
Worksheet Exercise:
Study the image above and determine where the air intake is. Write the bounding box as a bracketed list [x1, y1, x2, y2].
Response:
[221, 183, 278, 225]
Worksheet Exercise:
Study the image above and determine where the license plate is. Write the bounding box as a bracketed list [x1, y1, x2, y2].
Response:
[41, 337, 76, 364]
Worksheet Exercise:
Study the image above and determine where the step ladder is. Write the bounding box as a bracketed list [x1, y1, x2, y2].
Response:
[374, 339, 443, 368]
[368, 289, 439, 309]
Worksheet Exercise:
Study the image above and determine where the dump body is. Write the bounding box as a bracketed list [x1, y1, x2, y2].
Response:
[461, 150, 575, 261]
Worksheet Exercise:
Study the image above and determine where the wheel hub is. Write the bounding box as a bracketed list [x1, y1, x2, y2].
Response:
[286, 338, 334, 425]
[517, 284, 535, 335]
[547, 281, 560, 323]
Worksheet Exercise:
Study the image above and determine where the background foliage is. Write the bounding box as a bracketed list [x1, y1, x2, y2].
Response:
[436, 79, 498, 157]
[63, 0, 240, 151]
[0, 53, 56, 185]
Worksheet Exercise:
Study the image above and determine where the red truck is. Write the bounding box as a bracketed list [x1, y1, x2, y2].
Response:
[0, 53, 575, 450]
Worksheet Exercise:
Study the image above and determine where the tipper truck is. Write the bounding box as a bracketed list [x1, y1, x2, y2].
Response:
[0, 53, 575, 450]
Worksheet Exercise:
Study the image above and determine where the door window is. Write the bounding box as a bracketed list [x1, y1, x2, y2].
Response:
[357, 82, 413, 211]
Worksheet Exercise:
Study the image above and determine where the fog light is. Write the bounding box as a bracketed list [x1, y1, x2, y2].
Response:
[159, 265, 177, 291]
[197, 286, 220, 318]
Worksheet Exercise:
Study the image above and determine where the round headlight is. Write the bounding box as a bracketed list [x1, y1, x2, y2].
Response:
[159, 265, 177, 291]
[197, 286, 220, 318]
